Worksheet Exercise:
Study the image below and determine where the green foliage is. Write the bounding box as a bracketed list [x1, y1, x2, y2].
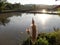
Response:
[37, 38, 49, 45]
[56, 7, 60, 15]
[45, 33, 56, 45]
[22, 30, 60, 45]
[0, 2, 6, 12]
[0, 2, 43, 12]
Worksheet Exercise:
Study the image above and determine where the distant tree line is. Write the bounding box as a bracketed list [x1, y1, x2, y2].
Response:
[0, 1, 38, 12]
[0, 1, 59, 13]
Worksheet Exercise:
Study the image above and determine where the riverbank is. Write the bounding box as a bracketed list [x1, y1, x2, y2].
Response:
[0, 10, 60, 15]
[22, 30, 60, 45]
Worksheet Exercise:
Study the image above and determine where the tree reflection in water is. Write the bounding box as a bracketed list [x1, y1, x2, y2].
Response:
[0, 12, 22, 26]
[0, 14, 10, 26]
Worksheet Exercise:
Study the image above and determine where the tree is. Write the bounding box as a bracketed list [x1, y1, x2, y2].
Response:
[0, 2, 7, 12]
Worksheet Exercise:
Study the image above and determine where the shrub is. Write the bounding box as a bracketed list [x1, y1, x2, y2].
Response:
[37, 38, 49, 45]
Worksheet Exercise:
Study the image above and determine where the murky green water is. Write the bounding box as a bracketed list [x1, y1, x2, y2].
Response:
[0, 13, 60, 45]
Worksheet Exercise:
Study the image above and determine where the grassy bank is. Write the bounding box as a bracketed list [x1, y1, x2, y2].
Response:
[22, 30, 60, 45]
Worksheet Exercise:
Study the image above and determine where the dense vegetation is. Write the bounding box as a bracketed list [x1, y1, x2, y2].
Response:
[0, 2, 21, 12]
[57, 8, 60, 15]
[22, 29, 60, 45]
[0, 1, 60, 13]
[0, 1, 37, 12]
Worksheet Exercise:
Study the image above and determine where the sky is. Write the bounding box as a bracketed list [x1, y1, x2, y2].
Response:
[7, 0, 60, 5]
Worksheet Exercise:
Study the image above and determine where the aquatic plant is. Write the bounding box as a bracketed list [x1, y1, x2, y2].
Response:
[26, 18, 37, 45]
[31, 18, 37, 44]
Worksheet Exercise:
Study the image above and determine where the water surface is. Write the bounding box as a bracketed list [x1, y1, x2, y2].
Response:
[0, 13, 60, 45]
